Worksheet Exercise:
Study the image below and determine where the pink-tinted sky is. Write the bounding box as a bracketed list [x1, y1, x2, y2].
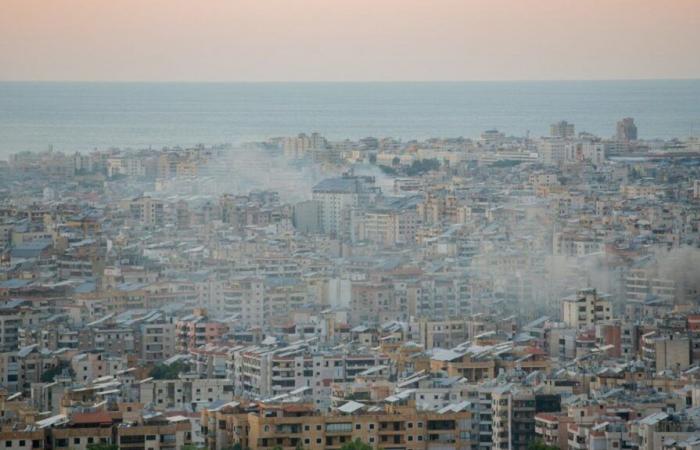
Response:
[1, 0, 699, 81]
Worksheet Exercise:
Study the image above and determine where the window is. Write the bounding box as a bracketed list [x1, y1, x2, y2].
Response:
[74, 438, 81, 444]
[326, 423, 353, 433]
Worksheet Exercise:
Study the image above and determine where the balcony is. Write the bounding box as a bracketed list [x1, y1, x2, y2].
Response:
[427, 434, 455, 443]
[427, 420, 456, 431]
[379, 422, 405, 433]
[275, 424, 302, 434]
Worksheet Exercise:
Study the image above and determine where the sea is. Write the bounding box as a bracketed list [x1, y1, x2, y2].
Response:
[0, 80, 699, 158]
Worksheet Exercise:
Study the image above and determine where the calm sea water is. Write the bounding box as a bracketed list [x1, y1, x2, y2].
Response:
[0, 80, 699, 157]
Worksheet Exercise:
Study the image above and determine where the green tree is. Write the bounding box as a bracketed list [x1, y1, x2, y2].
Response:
[527, 440, 559, 450]
[108, 172, 128, 181]
[405, 158, 440, 175]
[86, 444, 119, 450]
[41, 361, 72, 383]
[148, 361, 190, 379]
[491, 159, 522, 168]
[339, 439, 373, 450]
[378, 165, 397, 175]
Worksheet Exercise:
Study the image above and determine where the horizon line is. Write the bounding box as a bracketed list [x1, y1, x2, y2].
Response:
[1, 77, 700, 84]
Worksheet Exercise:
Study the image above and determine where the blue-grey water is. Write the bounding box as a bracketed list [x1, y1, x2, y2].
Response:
[0, 80, 699, 157]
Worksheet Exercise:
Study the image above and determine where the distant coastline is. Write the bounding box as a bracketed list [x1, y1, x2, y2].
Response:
[0, 80, 699, 156]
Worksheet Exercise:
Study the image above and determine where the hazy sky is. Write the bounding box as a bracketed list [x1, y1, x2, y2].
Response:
[1, 0, 699, 81]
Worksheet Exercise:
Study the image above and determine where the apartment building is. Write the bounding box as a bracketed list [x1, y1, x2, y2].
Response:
[141, 321, 176, 363]
[561, 288, 613, 329]
[416, 319, 469, 350]
[429, 343, 550, 384]
[0, 299, 46, 352]
[359, 196, 422, 247]
[91, 326, 137, 354]
[538, 139, 568, 166]
[491, 385, 537, 450]
[202, 402, 474, 450]
[0, 429, 46, 450]
[626, 264, 676, 305]
[233, 343, 389, 411]
[15, 410, 193, 450]
[200, 276, 310, 329]
[140, 377, 234, 411]
[71, 352, 128, 383]
[175, 310, 229, 352]
[417, 276, 471, 321]
[106, 156, 146, 178]
[263, 277, 308, 325]
[219, 278, 264, 327]
[641, 332, 691, 372]
[312, 175, 378, 238]
[535, 413, 572, 450]
[550, 121, 575, 139]
[350, 280, 400, 325]
[0, 345, 58, 393]
[128, 196, 165, 228]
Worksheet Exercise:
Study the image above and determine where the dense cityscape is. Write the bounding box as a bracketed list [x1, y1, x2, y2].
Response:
[0, 117, 699, 450]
